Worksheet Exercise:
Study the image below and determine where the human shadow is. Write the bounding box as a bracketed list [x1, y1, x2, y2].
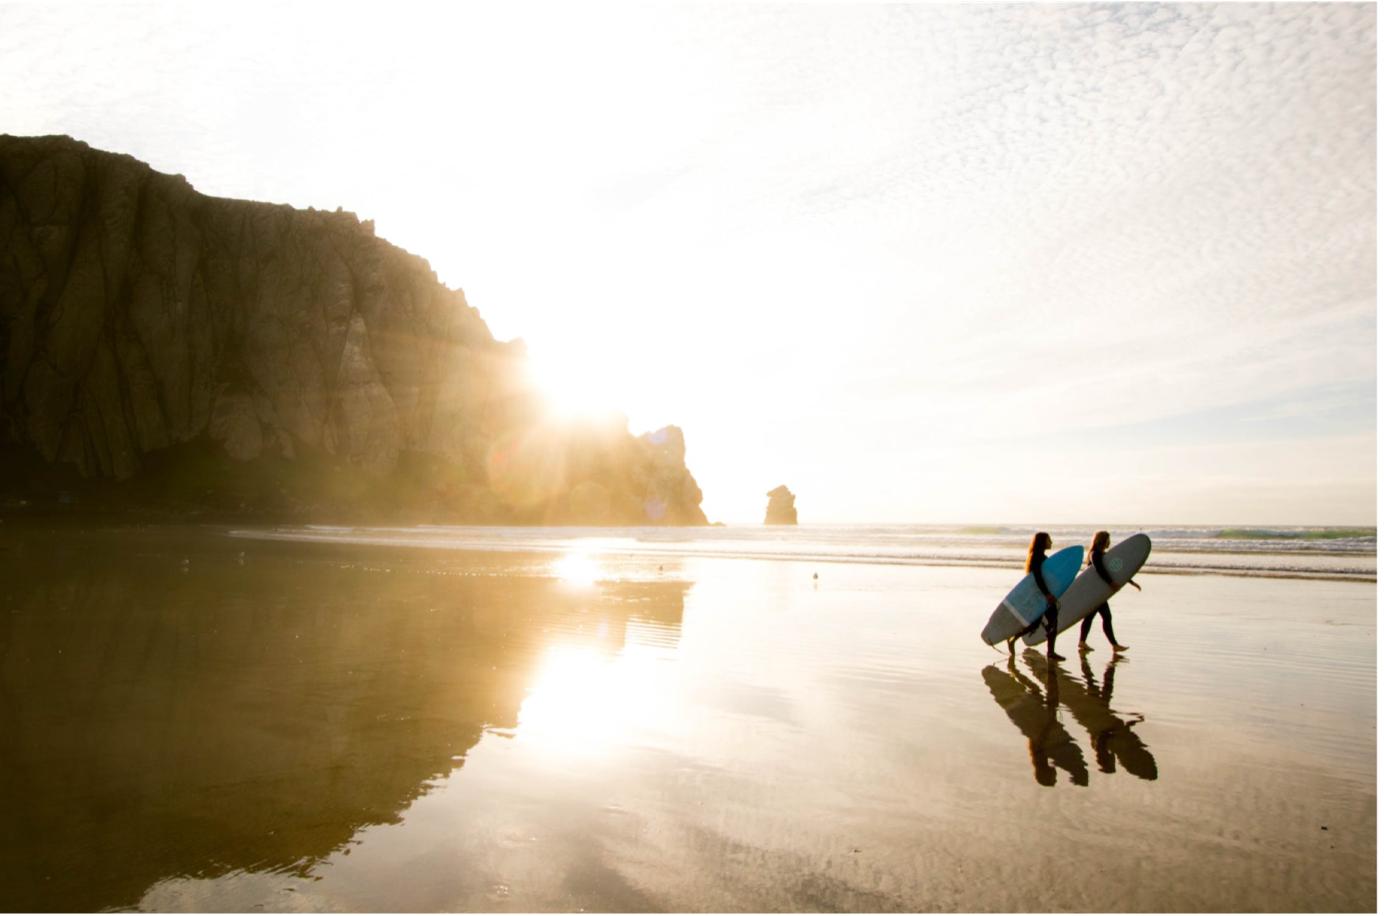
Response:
[981, 656, 1088, 787]
[1021, 651, 1158, 781]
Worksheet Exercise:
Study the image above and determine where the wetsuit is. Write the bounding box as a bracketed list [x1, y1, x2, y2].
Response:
[1026, 551, 1060, 639]
[1079, 549, 1125, 644]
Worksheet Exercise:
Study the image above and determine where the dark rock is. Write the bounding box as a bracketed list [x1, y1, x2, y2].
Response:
[0, 135, 708, 525]
[764, 484, 797, 525]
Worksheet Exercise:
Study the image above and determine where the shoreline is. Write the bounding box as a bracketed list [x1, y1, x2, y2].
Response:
[2, 517, 1373, 583]
[226, 523, 1378, 583]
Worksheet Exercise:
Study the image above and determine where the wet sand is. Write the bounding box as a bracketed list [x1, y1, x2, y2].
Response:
[0, 525, 1375, 912]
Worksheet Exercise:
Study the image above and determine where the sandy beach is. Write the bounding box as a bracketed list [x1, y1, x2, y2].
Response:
[0, 524, 1374, 912]
[1, 4, 1374, 913]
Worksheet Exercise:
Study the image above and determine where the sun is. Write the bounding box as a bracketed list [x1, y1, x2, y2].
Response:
[525, 342, 651, 428]
[523, 348, 609, 418]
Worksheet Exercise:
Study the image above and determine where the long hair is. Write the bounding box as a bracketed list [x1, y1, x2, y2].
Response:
[1089, 530, 1111, 561]
[1026, 531, 1052, 573]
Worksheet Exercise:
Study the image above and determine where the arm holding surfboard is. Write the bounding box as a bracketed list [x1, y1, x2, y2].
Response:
[1092, 545, 1141, 593]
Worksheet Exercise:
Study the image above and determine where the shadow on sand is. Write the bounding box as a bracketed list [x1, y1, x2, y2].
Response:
[982, 649, 1157, 787]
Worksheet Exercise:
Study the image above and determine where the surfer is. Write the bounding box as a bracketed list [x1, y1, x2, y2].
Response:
[1008, 531, 1064, 661]
[1077, 530, 1139, 653]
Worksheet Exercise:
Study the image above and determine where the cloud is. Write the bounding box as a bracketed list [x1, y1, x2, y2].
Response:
[0, 3, 1374, 523]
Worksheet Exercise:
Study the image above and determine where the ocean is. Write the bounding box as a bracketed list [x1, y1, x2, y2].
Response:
[230, 522, 1377, 581]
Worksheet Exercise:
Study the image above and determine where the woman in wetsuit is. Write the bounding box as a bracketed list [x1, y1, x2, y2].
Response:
[1077, 530, 1139, 653]
[1008, 531, 1064, 661]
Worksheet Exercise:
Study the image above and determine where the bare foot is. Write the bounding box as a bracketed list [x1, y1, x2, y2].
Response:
[1077, 641, 1093, 653]
[1047, 651, 1066, 661]
[1112, 644, 1129, 652]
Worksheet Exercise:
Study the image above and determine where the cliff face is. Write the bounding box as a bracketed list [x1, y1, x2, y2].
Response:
[0, 135, 707, 524]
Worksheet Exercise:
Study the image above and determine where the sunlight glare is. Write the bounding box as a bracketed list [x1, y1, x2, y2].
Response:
[517, 644, 671, 754]
[530, 349, 624, 422]
[553, 552, 601, 586]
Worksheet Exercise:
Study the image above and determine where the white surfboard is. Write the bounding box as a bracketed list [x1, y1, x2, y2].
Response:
[1022, 534, 1150, 646]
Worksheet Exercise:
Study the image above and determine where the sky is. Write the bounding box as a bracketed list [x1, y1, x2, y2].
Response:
[0, 3, 1375, 525]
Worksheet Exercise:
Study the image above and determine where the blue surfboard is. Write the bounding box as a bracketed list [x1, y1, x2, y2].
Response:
[981, 545, 1083, 645]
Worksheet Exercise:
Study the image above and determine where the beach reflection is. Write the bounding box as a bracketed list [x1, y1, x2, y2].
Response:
[4, 527, 1371, 912]
[552, 550, 602, 585]
[983, 655, 1088, 786]
[1028, 652, 1159, 781]
[519, 639, 678, 755]
[0, 526, 688, 913]
[983, 650, 1157, 786]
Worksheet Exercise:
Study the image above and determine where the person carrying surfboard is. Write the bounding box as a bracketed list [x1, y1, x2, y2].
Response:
[1076, 530, 1139, 653]
[1007, 532, 1065, 661]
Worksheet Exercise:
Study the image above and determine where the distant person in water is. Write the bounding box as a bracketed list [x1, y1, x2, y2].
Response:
[1077, 530, 1140, 653]
[1008, 531, 1064, 661]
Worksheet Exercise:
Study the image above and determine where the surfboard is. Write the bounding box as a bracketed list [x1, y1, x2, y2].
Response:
[1022, 534, 1151, 646]
[980, 545, 1083, 645]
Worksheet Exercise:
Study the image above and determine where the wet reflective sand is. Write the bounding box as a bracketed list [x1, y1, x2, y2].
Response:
[0, 525, 1374, 911]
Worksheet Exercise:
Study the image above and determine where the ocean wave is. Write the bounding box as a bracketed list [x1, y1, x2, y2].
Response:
[1212, 527, 1377, 541]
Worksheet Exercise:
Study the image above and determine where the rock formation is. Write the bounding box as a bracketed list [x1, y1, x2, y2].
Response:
[0, 135, 707, 524]
[764, 484, 797, 525]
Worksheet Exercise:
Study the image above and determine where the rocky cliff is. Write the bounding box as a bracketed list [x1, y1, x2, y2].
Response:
[0, 135, 707, 524]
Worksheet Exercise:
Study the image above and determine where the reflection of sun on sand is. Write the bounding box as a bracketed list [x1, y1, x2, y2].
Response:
[553, 552, 602, 586]
[521, 556, 686, 754]
[518, 641, 674, 755]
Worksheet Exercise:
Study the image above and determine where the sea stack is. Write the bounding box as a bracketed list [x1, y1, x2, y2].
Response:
[764, 485, 797, 525]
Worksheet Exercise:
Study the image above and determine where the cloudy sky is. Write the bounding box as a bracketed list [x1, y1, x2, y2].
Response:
[1, 3, 1375, 525]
